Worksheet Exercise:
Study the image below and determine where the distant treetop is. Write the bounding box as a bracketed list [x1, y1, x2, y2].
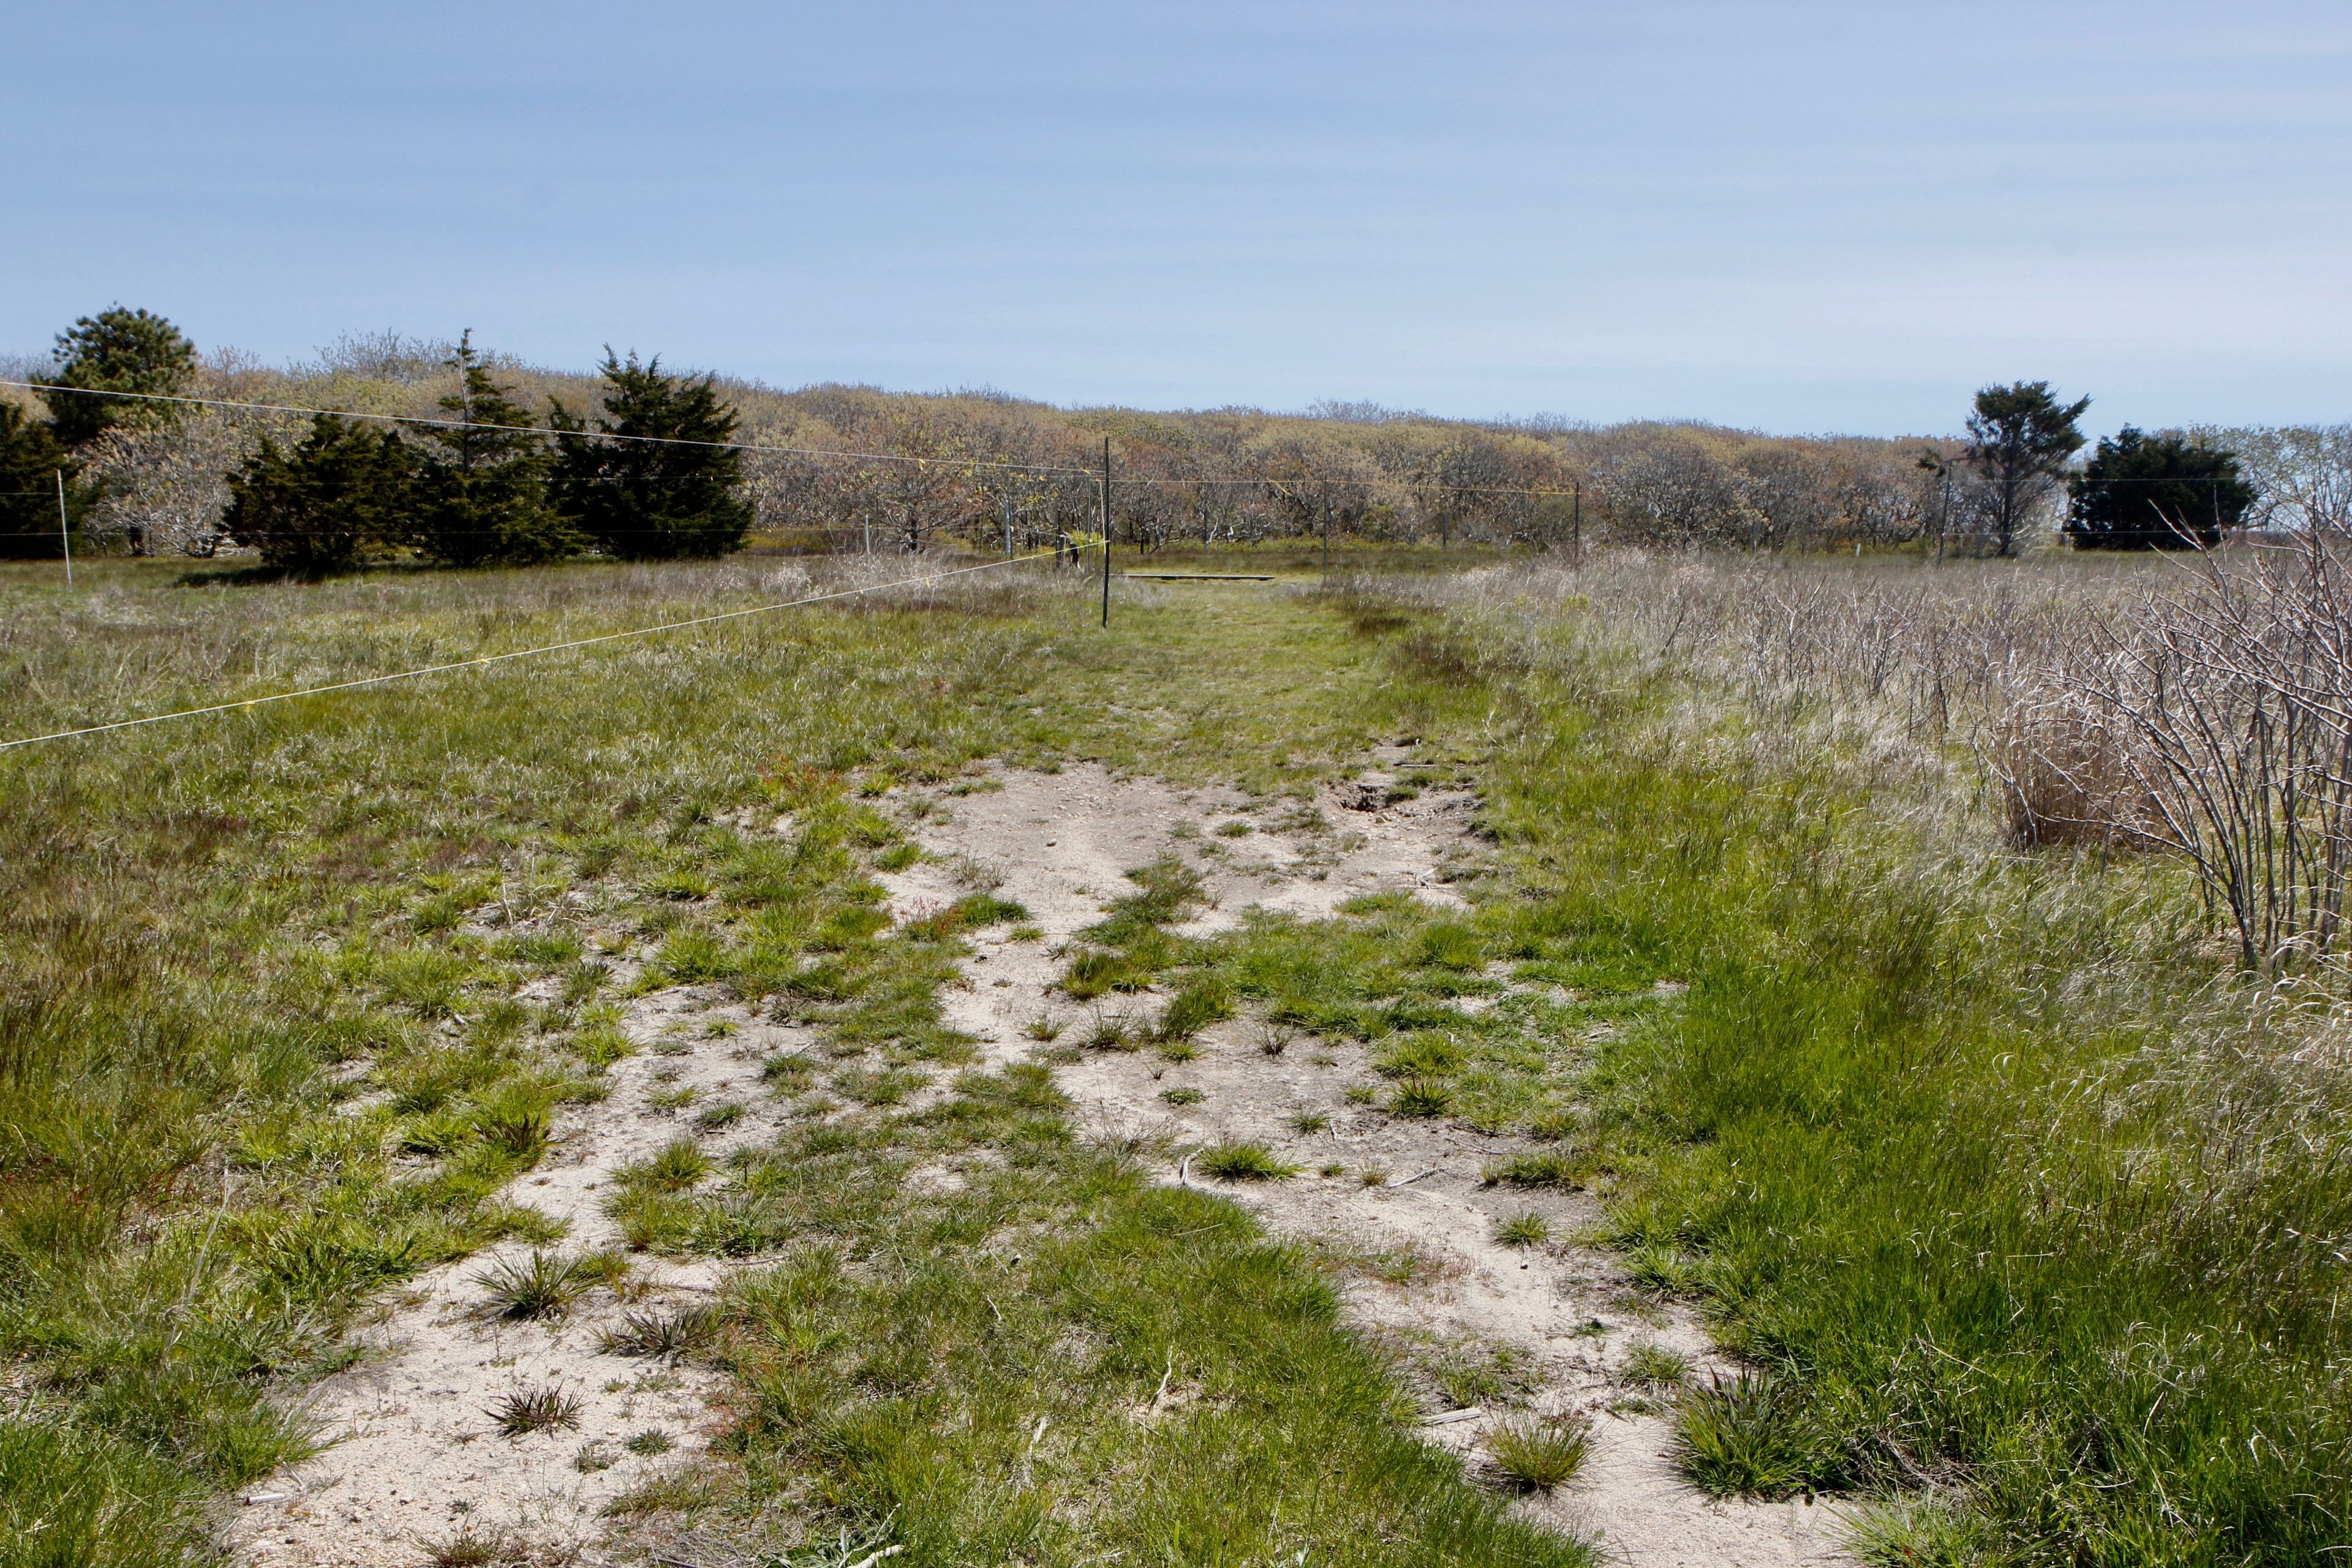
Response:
[2066, 427, 2253, 551]
[40, 306, 197, 448]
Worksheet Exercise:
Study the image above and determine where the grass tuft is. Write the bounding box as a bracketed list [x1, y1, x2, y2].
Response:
[1388, 1077, 1453, 1117]
[618, 1136, 710, 1191]
[487, 1382, 584, 1438]
[1485, 1413, 1593, 1491]
[1061, 948, 1153, 999]
[1193, 1142, 1299, 1181]
[1155, 975, 1235, 1041]
[1480, 1150, 1588, 1189]
[597, 1303, 720, 1361]
[423, 1525, 558, 1567]
[473, 1251, 592, 1319]
[1493, 1210, 1551, 1248]
[1620, 1343, 1692, 1389]
[1673, 1373, 1827, 1499]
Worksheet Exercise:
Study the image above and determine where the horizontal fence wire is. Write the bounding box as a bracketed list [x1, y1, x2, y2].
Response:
[0, 543, 1095, 753]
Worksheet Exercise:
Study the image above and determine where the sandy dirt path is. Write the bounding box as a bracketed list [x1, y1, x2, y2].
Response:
[229, 754, 1844, 1567]
[227, 984, 820, 1567]
[881, 761, 1849, 1568]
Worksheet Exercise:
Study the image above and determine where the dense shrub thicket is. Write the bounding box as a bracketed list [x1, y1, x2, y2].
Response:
[216, 341, 744, 573]
[1, 307, 196, 556]
[4, 312, 2334, 570]
[2066, 426, 2256, 549]
[8, 318, 749, 571]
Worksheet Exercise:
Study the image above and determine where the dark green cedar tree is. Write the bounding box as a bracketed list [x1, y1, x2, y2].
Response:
[221, 413, 415, 576]
[39, 306, 198, 448]
[0, 401, 95, 559]
[2065, 426, 2255, 550]
[551, 350, 753, 559]
[1964, 380, 2091, 556]
[407, 331, 577, 566]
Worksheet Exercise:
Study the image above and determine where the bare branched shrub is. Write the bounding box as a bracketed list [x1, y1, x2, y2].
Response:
[2037, 536, 2352, 969]
[1376, 546, 2352, 973]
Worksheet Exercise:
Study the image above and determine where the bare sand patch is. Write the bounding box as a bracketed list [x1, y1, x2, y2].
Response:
[873, 760, 1478, 1066]
[889, 763, 1850, 1568]
[232, 756, 1842, 1567]
[226, 987, 812, 1567]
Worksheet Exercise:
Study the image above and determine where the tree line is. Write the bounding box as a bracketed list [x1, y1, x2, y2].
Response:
[0, 310, 2300, 570]
[2, 315, 750, 572]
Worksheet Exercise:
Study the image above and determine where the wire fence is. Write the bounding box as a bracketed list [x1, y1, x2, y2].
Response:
[0, 542, 1097, 753]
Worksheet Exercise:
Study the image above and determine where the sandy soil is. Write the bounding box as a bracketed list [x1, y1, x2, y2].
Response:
[226, 987, 816, 1567]
[883, 761, 1850, 1568]
[228, 753, 1845, 1566]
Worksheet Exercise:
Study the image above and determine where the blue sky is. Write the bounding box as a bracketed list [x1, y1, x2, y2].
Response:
[5, 2, 2346, 435]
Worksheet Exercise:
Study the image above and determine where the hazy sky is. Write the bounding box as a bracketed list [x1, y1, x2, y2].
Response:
[6, 2, 2347, 435]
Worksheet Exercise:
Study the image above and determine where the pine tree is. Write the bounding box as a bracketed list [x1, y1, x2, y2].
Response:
[0, 401, 93, 559]
[1962, 381, 2091, 556]
[551, 352, 753, 559]
[39, 306, 198, 449]
[2065, 428, 2253, 550]
[407, 332, 576, 566]
[221, 413, 414, 576]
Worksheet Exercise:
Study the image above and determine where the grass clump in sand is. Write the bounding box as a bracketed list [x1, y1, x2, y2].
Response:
[488, 1383, 584, 1438]
[1485, 1414, 1593, 1491]
[1491, 1210, 1551, 1249]
[1672, 1374, 1828, 1499]
[1193, 1141, 1299, 1181]
[473, 1251, 594, 1319]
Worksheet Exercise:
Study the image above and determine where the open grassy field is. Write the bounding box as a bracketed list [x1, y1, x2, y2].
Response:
[2, 549, 2346, 1567]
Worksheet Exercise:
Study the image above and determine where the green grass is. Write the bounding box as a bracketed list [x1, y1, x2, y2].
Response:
[1492, 1211, 1551, 1249]
[1387, 1078, 1454, 1117]
[1193, 1141, 1300, 1181]
[1450, 580, 2352, 1562]
[658, 1067, 1583, 1565]
[1485, 1414, 1593, 1491]
[11, 548, 2338, 1566]
[1619, 1343, 1691, 1390]
[619, 1136, 712, 1191]
[1672, 1374, 1826, 1499]
[1031, 568, 2352, 1562]
[1153, 974, 1234, 1041]
[0, 559, 1504, 1564]
[473, 1250, 593, 1319]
